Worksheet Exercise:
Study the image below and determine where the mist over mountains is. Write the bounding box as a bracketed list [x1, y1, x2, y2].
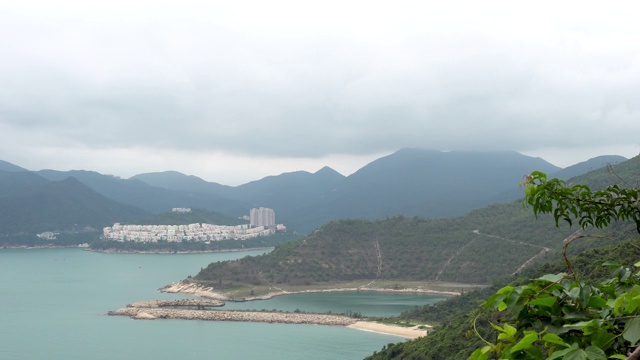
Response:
[0, 149, 628, 236]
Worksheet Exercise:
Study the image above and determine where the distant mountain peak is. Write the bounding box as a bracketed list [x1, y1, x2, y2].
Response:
[0, 160, 28, 172]
[314, 166, 344, 178]
[552, 155, 628, 181]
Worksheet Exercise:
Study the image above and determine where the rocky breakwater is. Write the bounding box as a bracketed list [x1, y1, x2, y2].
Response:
[108, 307, 357, 326]
[127, 299, 225, 308]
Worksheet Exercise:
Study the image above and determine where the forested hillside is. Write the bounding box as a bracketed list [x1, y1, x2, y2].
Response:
[191, 156, 640, 289]
[137, 208, 247, 226]
[366, 238, 640, 360]
[366, 156, 640, 359]
[193, 206, 579, 287]
[0, 176, 149, 247]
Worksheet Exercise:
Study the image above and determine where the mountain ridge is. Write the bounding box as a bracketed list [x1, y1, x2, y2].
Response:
[187, 154, 640, 297]
[0, 150, 629, 238]
[0, 176, 148, 237]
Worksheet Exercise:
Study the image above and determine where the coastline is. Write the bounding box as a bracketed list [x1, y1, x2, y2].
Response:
[0, 245, 274, 254]
[85, 246, 274, 254]
[160, 280, 462, 302]
[0, 244, 273, 255]
[0, 244, 86, 250]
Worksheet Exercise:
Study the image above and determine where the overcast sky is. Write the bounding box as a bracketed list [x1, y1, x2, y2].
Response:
[1, 1, 639, 185]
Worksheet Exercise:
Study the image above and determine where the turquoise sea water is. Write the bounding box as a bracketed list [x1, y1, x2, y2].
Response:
[0, 248, 444, 360]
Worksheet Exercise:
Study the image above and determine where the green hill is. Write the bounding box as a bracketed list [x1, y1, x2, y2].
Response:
[192, 206, 578, 290]
[365, 235, 640, 360]
[186, 155, 639, 298]
[0, 177, 148, 235]
[136, 208, 247, 226]
[364, 156, 640, 359]
[0, 170, 49, 197]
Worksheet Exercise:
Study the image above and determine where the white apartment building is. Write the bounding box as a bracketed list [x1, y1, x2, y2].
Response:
[250, 207, 276, 228]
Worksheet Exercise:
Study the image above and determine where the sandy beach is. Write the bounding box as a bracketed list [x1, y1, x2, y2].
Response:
[348, 321, 429, 338]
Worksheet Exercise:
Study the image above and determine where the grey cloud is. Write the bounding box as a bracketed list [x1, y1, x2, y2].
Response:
[1, 3, 640, 167]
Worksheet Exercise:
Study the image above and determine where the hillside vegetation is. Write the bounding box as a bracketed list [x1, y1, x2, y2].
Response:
[191, 157, 640, 290]
[366, 239, 640, 360]
[366, 157, 640, 359]
[0, 177, 147, 236]
[137, 208, 247, 226]
[193, 206, 579, 289]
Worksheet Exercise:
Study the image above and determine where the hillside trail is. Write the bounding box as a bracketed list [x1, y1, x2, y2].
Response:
[435, 238, 478, 281]
[511, 229, 582, 275]
[435, 230, 555, 281]
[374, 239, 382, 277]
[360, 239, 384, 289]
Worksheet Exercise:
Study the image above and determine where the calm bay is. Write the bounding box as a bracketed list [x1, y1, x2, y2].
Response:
[0, 248, 445, 360]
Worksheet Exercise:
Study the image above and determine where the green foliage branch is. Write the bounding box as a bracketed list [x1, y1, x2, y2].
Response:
[469, 171, 640, 360]
[523, 171, 640, 233]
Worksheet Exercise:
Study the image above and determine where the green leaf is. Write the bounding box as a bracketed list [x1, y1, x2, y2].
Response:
[584, 346, 606, 360]
[529, 296, 557, 308]
[587, 296, 607, 309]
[589, 329, 615, 351]
[510, 332, 537, 354]
[538, 273, 565, 283]
[563, 320, 597, 330]
[496, 285, 515, 294]
[485, 293, 502, 308]
[566, 287, 581, 301]
[467, 348, 489, 360]
[564, 349, 588, 360]
[547, 345, 583, 360]
[623, 318, 640, 344]
[503, 323, 517, 337]
[608, 355, 627, 359]
[497, 332, 515, 343]
[497, 301, 507, 311]
[542, 333, 569, 348]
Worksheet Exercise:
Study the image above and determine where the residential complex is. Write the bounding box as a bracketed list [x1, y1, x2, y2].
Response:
[102, 207, 284, 243]
[103, 223, 275, 242]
